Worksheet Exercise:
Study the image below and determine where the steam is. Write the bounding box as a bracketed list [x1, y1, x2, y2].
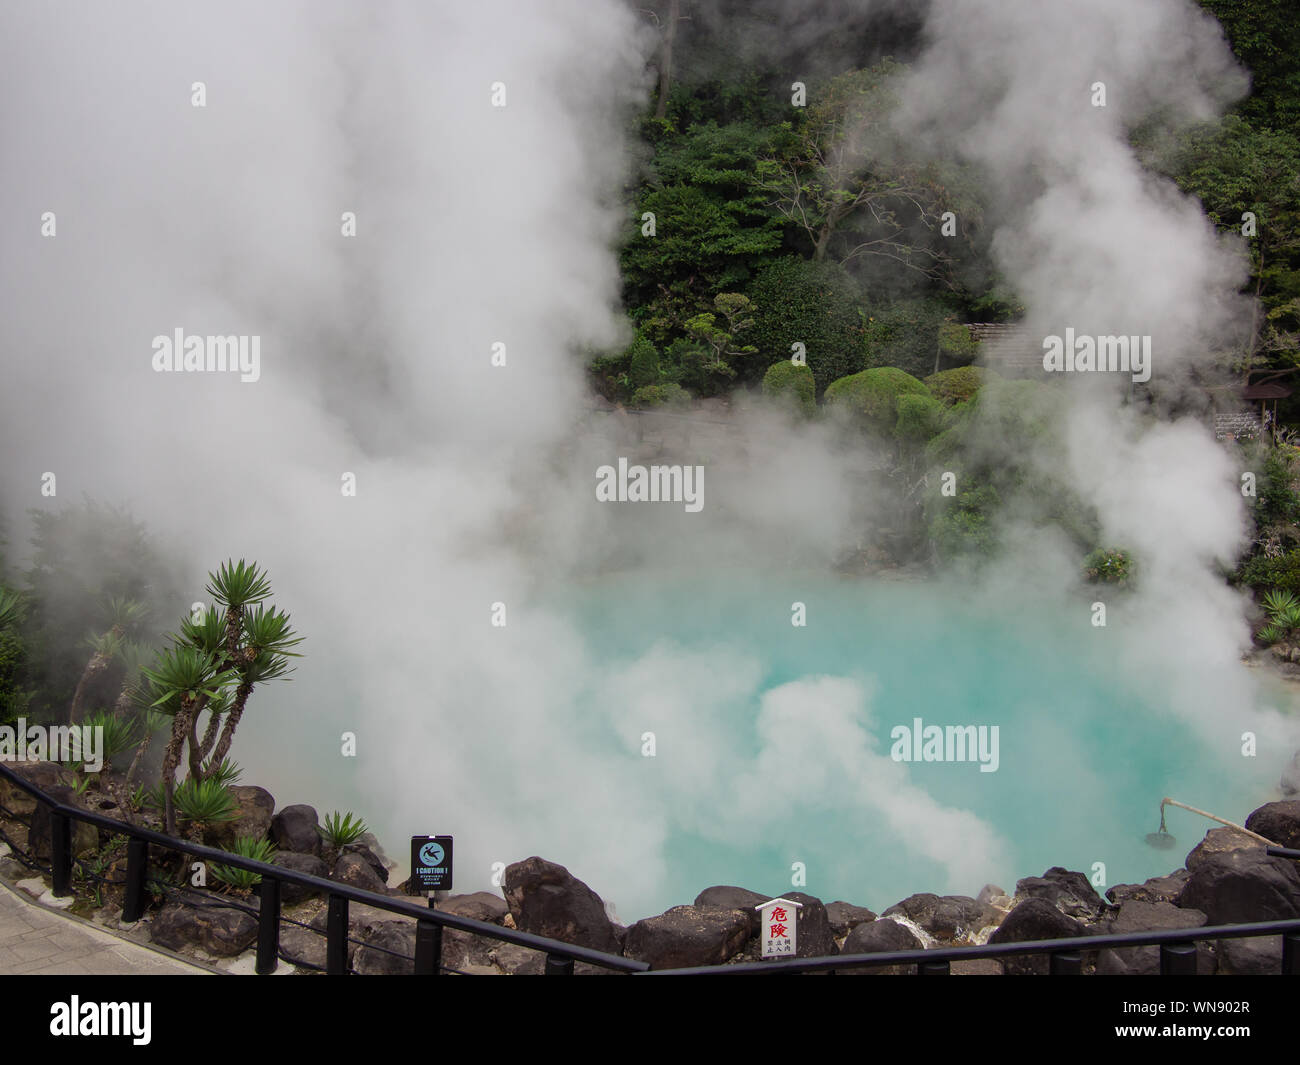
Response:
[1, 0, 1296, 923]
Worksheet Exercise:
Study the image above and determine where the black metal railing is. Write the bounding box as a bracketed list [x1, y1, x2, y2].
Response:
[2, 760, 1298, 976]
[0, 762, 647, 975]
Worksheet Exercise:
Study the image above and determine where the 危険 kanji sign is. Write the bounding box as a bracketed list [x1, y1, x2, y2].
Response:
[757, 897, 802, 959]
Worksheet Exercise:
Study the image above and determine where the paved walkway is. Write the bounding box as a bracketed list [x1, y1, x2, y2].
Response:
[0, 874, 211, 976]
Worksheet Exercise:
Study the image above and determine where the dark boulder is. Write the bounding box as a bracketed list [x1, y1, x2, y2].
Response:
[278, 924, 331, 970]
[1217, 935, 1286, 976]
[1179, 849, 1300, 924]
[503, 856, 619, 954]
[269, 804, 321, 856]
[149, 899, 258, 957]
[883, 893, 983, 941]
[340, 841, 389, 885]
[694, 885, 770, 935]
[353, 921, 416, 975]
[28, 785, 97, 859]
[826, 900, 877, 938]
[1245, 801, 1300, 851]
[1095, 901, 1213, 975]
[330, 852, 389, 895]
[215, 785, 275, 849]
[270, 851, 329, 903]
[0, 762, 63, 817]
[839, 917, 925, 974]
[624, 906, 751, 970]
[989, 898, 1089, 975]
[1014, 867, 1111, 922]
[1106, 870, 1189, 907]
[437, 891, 509, 924]
[1186, 827, 1265, 872]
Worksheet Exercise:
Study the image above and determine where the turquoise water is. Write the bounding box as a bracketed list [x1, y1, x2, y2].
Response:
[546, 570, 1296, 919]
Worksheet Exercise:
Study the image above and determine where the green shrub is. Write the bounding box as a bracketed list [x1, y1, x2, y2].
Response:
[172, 778, 238, 825]
[937, 321, 979, 363]
[1083, 548, 1135, 586]
[861, 298, 962, 379]
[929, 480, 1001, 561]
[823, 367, 931, 435]
[745, 257, 865, 394]
[318, 811, 368, 849]
[761, 361, 816, 416]
[627, 334, 661, 389]
[1238, 548, 1300, 593]
[631, 383, 690, 408]
[211, 835, 276, 891]
[924, 366, 986, 406]
[894, 393, 948, 447]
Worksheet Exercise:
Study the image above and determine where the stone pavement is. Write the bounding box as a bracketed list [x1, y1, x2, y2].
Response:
[0, 874, 211, 976]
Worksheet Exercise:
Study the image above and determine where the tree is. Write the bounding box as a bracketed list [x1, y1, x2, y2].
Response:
[681, 292, 758, 393]
[756, 60, 958, 279]
[140, 560, 301, 836]
[745, 257, 865, 393]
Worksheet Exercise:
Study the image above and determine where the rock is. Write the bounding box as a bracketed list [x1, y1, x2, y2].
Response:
[436, 891, 509, 924]
[356, 832, 396, 873]
[694, 885, 770, 935]
[149, 899, 258, 957]
[780, 893, 835, 958]
[1186, 826, 1266, 871]
[825, 901, 877, 938]
[353, 920, 416, 975]
[624, 906, 751, 970]
[1179, 849, 1300, 924]
[0, 762, 63, 816]
[489, 941, 545, 976]
[503, 856, 619, 954]
[1245, 801, 1300, 850]
[1282, 751, 1300, 797]
[330, 852, 389, 895]
[1217, 935, 1285, 975]
[1095, 901, 1213, 975]
[340, 841, 389, 885]
[989, 898, 1089, 975]
[1014, 867, 1111, 922]
[269, 804, 320, 856]
[269, 852, 329, 903]
[839, 917, 925, 974]
[1106, 870, 1190, 907]
[278, 925, 330, 970]
[976, 883, 1007, 906]
[215, 786, 275, 849]
[883, 893, 983, 941]
[28, 786, 98, 859]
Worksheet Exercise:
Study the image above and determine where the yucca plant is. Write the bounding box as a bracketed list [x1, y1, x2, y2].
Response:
[141, 644, 239, 834]
[1257, 623, 1286, 646]
[81, 708, 142, 771]
[172, 777, 238, 828]
[1277, 604, 1300, 634]
[0, 587, 26, 631]
[211, 835, 276, 892]
[200, 758, 243, 788]
[317, 811, 368, 849]
[68, 596, 148, 723]
[1262, 588, 1300, 620]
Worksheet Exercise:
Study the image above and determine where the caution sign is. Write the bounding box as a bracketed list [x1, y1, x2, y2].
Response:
[410, 835, 453, 892]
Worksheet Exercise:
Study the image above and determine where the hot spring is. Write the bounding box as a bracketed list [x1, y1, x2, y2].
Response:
[257, 566, 1299, 924]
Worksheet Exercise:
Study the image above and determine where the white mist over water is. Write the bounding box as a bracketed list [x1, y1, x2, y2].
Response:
[1, 1, 1296, 922]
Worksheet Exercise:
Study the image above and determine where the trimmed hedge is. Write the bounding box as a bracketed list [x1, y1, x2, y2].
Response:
[761, 361, 816, 416]
[924, 366, 986, 406]
[823, 367, 931, 434]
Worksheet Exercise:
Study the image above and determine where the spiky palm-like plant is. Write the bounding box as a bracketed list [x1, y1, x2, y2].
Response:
[140, 644, 238, 835]
[0, 587, 25, 631]
[68, 596, 148, 723]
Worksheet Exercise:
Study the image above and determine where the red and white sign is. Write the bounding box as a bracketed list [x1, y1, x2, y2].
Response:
[757, 897, 802, 959]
